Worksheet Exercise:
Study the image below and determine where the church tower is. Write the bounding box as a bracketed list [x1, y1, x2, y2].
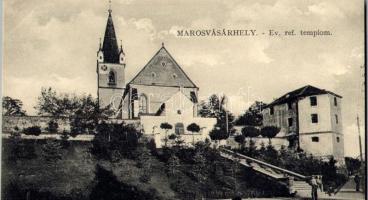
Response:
[97, 6, 125, 114]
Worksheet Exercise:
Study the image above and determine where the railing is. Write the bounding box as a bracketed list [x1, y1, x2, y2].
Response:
[220, 148, 308, 180]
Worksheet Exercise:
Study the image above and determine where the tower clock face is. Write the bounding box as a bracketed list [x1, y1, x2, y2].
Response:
[101, 65, 108, 71]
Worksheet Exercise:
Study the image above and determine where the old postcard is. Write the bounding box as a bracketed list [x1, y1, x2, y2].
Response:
[1, 0, 366, 199]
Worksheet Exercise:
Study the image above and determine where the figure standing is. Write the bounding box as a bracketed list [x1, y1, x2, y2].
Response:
[354, 174, 360, 192]
[316, 175, 323, 192]
[309, 176, 318, 200]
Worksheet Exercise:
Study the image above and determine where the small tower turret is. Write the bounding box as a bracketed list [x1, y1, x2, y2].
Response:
[119, 40, 125, 65]
[97, 38, 104, 63]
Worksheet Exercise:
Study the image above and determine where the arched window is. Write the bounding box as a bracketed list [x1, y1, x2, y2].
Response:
[108, 71, 116, 85]
[139, 94, 148, 113]
[175, 123, 185, 135]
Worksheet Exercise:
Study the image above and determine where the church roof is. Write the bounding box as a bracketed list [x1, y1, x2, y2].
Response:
[102, 11, 120, 64]
[265, 85, 342, 108]
[128, 46, 198, 88]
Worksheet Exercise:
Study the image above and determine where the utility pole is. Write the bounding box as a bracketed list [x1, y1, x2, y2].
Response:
[357, 115, 363, 162]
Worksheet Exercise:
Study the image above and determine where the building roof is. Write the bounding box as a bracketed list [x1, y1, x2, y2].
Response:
[265, 85, 342, 108]
[128, 45, 198, 88]
[102, 11, 120, 64]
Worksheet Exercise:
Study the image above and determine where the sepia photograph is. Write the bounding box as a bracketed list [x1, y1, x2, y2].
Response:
[1, 0, 366, 199]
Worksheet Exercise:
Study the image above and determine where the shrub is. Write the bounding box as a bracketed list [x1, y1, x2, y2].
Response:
[260, 126, 280, 144]
[234, 135, 245, 149]
[7, 132, 37, 161]
[41, 139, 62, 164]
[147, 138, 157, 156]
[241, 126, 260, 138]
[47, 120, 59, 133]
[23, 126, 42, 136]
[91, 122, 141, 160]
[60, 130, 70, 148]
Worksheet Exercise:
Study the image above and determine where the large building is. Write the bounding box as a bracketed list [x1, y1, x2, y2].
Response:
[262, 85, 344, 162]
[96, 7, 216, 147]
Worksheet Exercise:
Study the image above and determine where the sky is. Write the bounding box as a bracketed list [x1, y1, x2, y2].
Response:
[3, 0, 365, 157]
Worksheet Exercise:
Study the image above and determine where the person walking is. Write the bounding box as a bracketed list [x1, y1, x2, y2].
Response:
[309, 176, 318, 200]
[316, 175, 323, 192]
[354, 174, 360, 192]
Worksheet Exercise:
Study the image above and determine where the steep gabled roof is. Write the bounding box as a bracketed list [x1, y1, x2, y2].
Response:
[102, 11, 120, 64]
[128, 46, 198, 88]
[265, 85, 342, 108]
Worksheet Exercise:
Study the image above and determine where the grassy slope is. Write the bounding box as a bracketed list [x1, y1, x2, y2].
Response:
[2, 140, 177, 199]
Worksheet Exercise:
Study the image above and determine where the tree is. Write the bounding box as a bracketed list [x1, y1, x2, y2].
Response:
[60, 130, 70, 148]
[160, 122, 173, 147]
[46, 120, 59, 133]
[235, 101, 266, 126]
[192, 150, 208, 192]
[135, 146, 152, 183]
[241, 126, 260, 143]
[35, 87, 79, 117]
[199, 94, 236, 135]
[345, 157, 361, 175]
[41, 139, 62, 165]
[234, 135, 245, 149]
[91, 122, 141, 160]
[209, 126, 228, 147]
[260, 126, 280, 144]
[35, 87, 112, 136]
[167, 154, 180, 176]
[2, 96, 26, 116]
[187, 123, 201, 145]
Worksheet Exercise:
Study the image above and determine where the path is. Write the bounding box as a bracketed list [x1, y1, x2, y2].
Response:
[333, 175, 365, 200]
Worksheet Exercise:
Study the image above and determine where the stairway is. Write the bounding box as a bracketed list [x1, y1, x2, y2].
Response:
[219, 148, 317, 198]
[293, 181, 312, 197]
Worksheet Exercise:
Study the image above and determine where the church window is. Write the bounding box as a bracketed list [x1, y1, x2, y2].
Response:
[270, 107, 274, 115]
[334, 97, 338, 106]
[175, 123, 185, 135]
[161, 62, 166, 67]
[139, 94, 148, 113]
[151, 72, 156, 78]
[108, 71, 116, 85]
[336, 137, 340, 143]
[177, 110, 182, 115]
[172, 73, 177, 78]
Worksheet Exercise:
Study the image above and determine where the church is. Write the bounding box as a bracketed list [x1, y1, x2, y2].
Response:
[96, 7, 216, 147]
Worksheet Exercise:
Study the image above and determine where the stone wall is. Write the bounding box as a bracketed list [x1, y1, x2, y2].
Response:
[2, 116, 71, 133]
[1, 116, 141, 134]
[226, 135, 289, 150]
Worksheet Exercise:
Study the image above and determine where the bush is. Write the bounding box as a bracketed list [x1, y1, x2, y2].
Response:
[23, 126, 42, 136]
[60, 130, 70, 148]
[91, 122, 142, 160]
[241, 126, 260, 138]
[41, 139, 62, 164]
[7, 132, 37, 161]
[47, 120, 59, 133]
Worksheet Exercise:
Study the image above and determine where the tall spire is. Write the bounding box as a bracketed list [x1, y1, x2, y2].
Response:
[102, 0, 119, 63]
[108, 0, 112, 14]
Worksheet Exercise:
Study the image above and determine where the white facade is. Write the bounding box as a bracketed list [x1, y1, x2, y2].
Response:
[140, 91, 216, 148]
[298, 94, 344, 162]
[262, 91, 344, 163]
